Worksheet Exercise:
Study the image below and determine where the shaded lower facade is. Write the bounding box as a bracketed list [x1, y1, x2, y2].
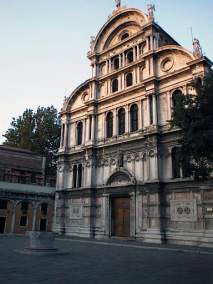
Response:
[55, 179, 213, 247]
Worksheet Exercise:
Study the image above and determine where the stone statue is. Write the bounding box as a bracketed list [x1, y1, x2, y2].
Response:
[90, 36, 95, 51]
[193, 38, 202, 58]
[117, 151, 124, 168]
[63, 96, 68, 103]
[147, 4, 155, 20]
[115, 0, 121, 8]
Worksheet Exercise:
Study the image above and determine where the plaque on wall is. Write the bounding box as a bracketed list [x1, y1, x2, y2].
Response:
[170, 200, 197, 222]
[70, 205, 83, 220]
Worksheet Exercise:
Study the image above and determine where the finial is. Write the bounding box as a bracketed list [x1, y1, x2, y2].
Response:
[193, 38, 203, 58]
[147, 4, 155, 21]
[115, 0, 121, 9]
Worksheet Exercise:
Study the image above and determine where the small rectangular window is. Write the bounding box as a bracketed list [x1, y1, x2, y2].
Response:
[20, 216, 27, 227]
[0, 200, 8, 210]
[40, 219, 47, 232]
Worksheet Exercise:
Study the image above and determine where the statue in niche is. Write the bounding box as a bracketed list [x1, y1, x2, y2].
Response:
[115, 0, 121, 8]
[193, 38, 202, 58]
[117, 151, 124, 168]
[147, 4, 155, 20]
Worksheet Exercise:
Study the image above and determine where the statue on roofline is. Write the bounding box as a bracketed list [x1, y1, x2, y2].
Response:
[147, 4, 155, 21]
[115, 0, 121, 9]
[193, 38, 203, 58]
[90, 36, 95, 51]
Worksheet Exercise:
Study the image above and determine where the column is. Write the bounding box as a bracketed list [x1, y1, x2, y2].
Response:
[126, 106, 130, 133]
[122, 53, 125, 67]
[134, 68, 137, 84]
[83, 119, 86, 144]
[150, 36, 153, 50]
[92, 81, 96, 99]
[167, 92, 172, 121]
[32, 205, 37, 231]
[103, 194, 110, 236]
[85, 117, 89, 142]
[130, 193, 136, 237]
[89, 83, 92, 98]
[60, 124, 64, 148]
[94, 63, 97, 77]
[146, 37, 150, 51]
[141, 100, 144, 130]
[108, 59, 112, 73]
[137, 67, 140, 83]
[122, 73, 125, 89]
[107, 79, 111, 95]
[10, 202, 17, 233]
[147, 96, 151, 126]
[64, 123, 68, 148]
[67, 123, 71, 148]
[91, 115, 95, 142]
[133, 47, 136, 61]
[119, 54, 122, 68]
[152, 94, 157, 125]
[138, 101, 143, 130]
[150, 56, 154, 76]
[136, 45, 140, 60]
[113, 109, 117, 136]
[154, 151, 159, 180]
[118, 74, 122, 91]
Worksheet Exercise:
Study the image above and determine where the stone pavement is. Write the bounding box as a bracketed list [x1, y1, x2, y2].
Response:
[0, 235, 213, 284]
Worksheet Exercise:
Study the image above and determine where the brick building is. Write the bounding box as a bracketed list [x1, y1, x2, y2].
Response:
[0, 146, 55, 234]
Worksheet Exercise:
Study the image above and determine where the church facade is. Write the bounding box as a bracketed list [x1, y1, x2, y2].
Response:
[55, 3, 213, 247]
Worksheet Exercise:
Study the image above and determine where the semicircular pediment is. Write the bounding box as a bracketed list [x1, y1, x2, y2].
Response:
[94, 8, 148, 53]
[103, 21, 141, 50]
[107, 170, 136, 186]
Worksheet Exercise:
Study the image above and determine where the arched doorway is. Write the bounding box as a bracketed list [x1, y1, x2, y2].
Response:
[107, 171, 136, 237]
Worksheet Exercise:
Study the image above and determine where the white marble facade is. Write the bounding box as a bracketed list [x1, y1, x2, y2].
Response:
[55, 4, 213, 246]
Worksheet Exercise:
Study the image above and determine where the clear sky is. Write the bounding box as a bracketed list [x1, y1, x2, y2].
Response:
[0, 0, 212, 143]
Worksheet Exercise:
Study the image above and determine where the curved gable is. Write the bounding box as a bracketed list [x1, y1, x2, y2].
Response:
[62, 80, 90, 112]
[156, 45, 196, 77]
[93, 8, 148, 53]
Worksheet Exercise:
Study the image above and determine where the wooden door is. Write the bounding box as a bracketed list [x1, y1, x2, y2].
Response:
[111, 197, 130, 237]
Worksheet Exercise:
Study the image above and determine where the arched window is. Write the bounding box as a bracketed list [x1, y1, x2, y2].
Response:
[78, 164, 83, 188]
[112, 78, 118, 93]
[118, 108, 125, 135]
[73, 165, 77, 188]
[121, 33, 129, 41]
[172, 90, 182, 109]
[130, 104, 138, 132]
[113, 57, 119, 70]
[127, 50, 134, 64]
[106, 112, 113, 138]
[77, 122, 83, 145]
[126, 73, 133, 87]
[171, 148, 181, 179]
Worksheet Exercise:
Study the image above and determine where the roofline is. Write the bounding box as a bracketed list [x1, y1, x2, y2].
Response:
[0, 145, 43, 157]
